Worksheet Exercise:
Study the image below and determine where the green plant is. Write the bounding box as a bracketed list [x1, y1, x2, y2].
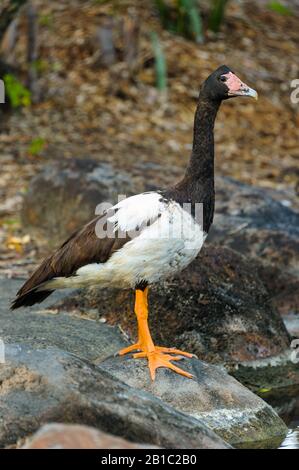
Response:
[3, 74, 31, 108]
[208, 0, 230, 33]
[154, 0, 203, 43]
[258, 387, 272, 394]
[182, 0, 203, 43]
[155, 0, 170, 29]
[267, 1, 293, 16]
[28, 137, 46, 156]
[151, 32, 167, 92]
[38, 13, 53, 27]
[31, 59, 49, 74]
[2, 217, 20, 227]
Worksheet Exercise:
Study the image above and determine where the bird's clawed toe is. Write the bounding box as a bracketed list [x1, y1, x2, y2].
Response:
[119, 344, 194, 380]
[118, 343, 141, 356]
[155, 346, 195, 358]
[146, 350, 194, 381]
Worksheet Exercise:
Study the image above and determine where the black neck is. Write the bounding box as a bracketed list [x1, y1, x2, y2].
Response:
[163, 95, 221, 233]
[185, 96, 220, 181]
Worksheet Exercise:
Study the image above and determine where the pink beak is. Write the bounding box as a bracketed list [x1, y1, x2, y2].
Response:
[223, 71, 258, 100]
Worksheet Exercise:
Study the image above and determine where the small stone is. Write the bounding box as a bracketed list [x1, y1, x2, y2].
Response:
[23, 423, 158, 449]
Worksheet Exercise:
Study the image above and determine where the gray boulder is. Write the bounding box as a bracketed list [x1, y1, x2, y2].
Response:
[3, 278, 289, 448]
[211, 176, 299, 317]
[1, 278, 127, 363]
[101, 355, 288, 449]
[212, 176, 299, 273]
[0, 343, 230, 449]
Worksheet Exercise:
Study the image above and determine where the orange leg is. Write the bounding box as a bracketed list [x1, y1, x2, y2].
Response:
[118, 287, 194, 380]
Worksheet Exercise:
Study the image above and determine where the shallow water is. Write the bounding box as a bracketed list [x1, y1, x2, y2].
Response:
[279, 427, 299, 449]
[264, 392, 299, 449]
[279, 405, 299, 449]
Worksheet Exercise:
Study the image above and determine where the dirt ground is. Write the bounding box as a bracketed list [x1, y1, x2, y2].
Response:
[0, 0, 298, 277]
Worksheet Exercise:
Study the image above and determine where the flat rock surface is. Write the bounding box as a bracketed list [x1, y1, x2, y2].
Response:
[0, 278, 127, 363]
[101, 355, 288, 448]
[0, 343, 230, 449]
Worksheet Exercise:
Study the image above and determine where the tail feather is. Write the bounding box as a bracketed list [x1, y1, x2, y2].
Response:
[11, 288, 54, 310]
[11, 254, 56, 310]
[11, 215, 113, 310]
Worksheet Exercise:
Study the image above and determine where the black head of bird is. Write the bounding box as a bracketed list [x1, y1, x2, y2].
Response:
[200, 65, 258, 102]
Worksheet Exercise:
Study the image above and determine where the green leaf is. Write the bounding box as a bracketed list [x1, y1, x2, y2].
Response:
[258, 387, 272, 394]
[31, 59, 48, 73]
[38, 14, 53, 27]
[154, 0, 203, 43]
[151, 32, 167, 92]
[186, 5, 204, 43]
[3, 74, 31, 108]
[28, 137, 46, 156]
[2, 217, 20, 227]
[208, 0, 230, 33]
[267, 1, 293, 16]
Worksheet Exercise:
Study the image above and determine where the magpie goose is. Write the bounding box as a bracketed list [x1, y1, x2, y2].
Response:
[11, 66, 258, 380]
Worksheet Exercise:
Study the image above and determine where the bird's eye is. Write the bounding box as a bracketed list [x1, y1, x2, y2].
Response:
[220, 76, 227, 82]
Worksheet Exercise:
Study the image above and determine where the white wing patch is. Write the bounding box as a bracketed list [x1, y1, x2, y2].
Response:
[107, 192, 166, 233]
